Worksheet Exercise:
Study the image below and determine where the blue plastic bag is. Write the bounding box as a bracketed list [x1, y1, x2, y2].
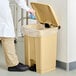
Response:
[29, 13, 36, 19]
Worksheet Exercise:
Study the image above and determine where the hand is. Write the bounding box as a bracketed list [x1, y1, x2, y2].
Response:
[28, 8, 35, 15]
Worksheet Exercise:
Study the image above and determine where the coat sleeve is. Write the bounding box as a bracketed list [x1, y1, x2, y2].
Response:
[15, 0, 30, 11]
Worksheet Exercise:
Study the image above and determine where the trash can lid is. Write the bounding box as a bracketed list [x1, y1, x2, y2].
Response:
[31, 2, 60, 28]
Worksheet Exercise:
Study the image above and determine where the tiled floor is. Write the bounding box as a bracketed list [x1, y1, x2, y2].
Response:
[0, 37, 76, 76]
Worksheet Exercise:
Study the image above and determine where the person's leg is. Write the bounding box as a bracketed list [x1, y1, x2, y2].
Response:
[1, 38, 19, 67]
[1, 37, 29, 71]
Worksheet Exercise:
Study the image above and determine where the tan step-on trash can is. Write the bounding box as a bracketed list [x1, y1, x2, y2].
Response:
[23, 2, 60, 74]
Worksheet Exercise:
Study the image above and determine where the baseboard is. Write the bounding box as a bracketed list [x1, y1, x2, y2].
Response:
[56, 60, 67, 70]
[69, 61, 76, 70]
[56, 60, 76, 71]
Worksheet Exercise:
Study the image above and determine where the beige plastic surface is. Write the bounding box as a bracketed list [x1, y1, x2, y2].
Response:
[23, 2, 59, 74]
[31, 2, 60, 27]
[24, 32, 57, 74]
[23, 24, 58, 74]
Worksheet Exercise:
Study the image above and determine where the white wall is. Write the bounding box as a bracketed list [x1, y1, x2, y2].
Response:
[37, 0, 67, 62]
[68, 0, 76, 62]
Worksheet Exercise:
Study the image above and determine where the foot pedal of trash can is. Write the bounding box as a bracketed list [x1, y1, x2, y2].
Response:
[29, 64, 36, 72]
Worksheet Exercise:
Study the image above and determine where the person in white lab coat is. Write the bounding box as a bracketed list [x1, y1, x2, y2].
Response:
[0, 0, 35, 71]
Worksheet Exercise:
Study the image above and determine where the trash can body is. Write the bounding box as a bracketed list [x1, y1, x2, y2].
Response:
[23, 24, 58, 74]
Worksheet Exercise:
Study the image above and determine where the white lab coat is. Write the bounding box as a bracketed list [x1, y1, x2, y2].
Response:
[0, 0, 29, 37]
